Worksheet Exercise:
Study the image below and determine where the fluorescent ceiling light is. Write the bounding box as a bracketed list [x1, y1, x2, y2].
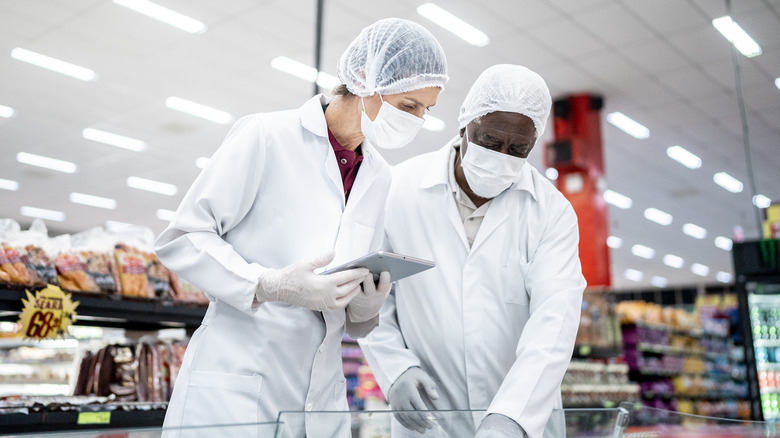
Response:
[717, 271, 732, 283]
[165, 96, 232, 125]
[83, 128, 145, 152]
[666, 145, 701, 169]
[69, 192, 117, 210]
[195, 157, 210, 169]
[0, 104, 15, 118]
[713, 172, 743, 193]
[606, 112, 649, 139]
[663, 254, 684, 269]
[112, 0, 206, 34]
[545, 168, 559, 181]
[10, 47, 96, 81]
[0, 178, 19, 191]
[714, 236, 733, 251]
[683, 223, 707, 239]
[651, 276, 668, 288]
[16, 152, 77, 173]
[21, 206, 65, 222]
[423, 114, 446, 132]
[691, 263, 710, 277]
[156, 208, 176, 221]
[607, 236, 623, 249]
[712, 16, 762, 58]
[270, 56, 339, 89]
[776, 78, 780, 91]
[631, 244, 655, 259]
[105, 220, 134, 232]
[603, 189, 632, 209]
[644, 208, 673, 226]
[624, 269, 643, 282]
[753, 194, 771, 208]
[417, 3, 490, 47]
[126, 176, 177, 196]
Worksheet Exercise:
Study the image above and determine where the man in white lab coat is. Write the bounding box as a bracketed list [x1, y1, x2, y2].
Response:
[359, 64, 586, 438]
[154, 18, 448, 438]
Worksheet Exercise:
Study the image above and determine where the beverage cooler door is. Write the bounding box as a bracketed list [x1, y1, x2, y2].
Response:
[748, 286, 780, 421]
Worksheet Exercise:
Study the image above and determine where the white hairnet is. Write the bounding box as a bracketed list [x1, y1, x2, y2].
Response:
[337, 18, 449, 97]
[458, 64, 552, 139]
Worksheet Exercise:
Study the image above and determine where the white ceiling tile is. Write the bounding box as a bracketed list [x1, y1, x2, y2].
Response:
[575, 3, 656, 47]
[622, 0, 706, 34]
[524, 17, 605, 59]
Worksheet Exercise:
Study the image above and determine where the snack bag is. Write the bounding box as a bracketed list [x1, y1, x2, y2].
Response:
[55, 253, 100, 292]
[144, 252, 177, 299]
[21, 245, 57, 287]
[1, 243, 32, 285]
[83, 251, 118, 294]
[115, 244, 153, 298]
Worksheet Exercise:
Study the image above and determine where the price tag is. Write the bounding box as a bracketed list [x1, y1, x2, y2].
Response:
[77, 411, 111, 425]
[17, 285, 79, 340]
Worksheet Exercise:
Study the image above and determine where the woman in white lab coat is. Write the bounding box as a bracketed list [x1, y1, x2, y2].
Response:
[154, 18, 448, 438]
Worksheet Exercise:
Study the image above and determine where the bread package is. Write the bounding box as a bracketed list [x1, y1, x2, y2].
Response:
[21, 245, 58, 287]
[55, 253, 100, 293]
[114, 244, 153, 298]
[1, 243, 31, 285]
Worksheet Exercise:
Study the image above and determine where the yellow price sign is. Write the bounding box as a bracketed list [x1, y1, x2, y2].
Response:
[17, 285, 79, 340]
[77, 411, 111, 425]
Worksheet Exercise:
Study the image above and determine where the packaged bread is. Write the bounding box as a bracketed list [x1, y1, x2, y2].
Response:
[20, 245, 57, 287]
[83, 251, 118, 294]
[55, 253, 100, 293]
[1, 243, 31, 285]
[114, 244, 153, 298]
[144, 252, 178, 299]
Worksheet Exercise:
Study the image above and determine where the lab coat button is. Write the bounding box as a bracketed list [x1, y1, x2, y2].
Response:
[306, 403, 313, 411]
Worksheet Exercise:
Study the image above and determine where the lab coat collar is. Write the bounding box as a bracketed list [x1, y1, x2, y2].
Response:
[299, 94, 378, 165]
[420, 135, 538, 202]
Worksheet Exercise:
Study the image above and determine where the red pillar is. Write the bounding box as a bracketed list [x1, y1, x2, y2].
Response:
[544, 94, 611, 287]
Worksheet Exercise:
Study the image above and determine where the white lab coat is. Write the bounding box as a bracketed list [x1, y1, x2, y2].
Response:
[155, 95, 391, 438]
[359, 143, 585, 438]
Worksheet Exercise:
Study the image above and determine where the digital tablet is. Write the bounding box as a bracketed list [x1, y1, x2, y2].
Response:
[321, 250, 435, 282]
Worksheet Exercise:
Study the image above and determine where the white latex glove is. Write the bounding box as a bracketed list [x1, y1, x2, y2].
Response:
[388, 367, 439, 433]
[346, 271, 391, 323]
[474, 414, 526, 438]
[255, 251, 367, 312]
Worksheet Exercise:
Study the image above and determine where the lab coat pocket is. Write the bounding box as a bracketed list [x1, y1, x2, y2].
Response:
[352, 223, 375, 256]
[333, 378, 348, 409]
[181, 371, 263, 426]
[503, 250, 530, 305]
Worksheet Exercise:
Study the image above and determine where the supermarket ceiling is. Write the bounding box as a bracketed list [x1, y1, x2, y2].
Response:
[0, 0, 778, 290]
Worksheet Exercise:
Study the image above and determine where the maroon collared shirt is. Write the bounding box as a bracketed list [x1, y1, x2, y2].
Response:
[328, 128, 363, 203]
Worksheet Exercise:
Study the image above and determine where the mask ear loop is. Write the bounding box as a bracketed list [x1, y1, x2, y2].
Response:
[361, 94, 385, 119]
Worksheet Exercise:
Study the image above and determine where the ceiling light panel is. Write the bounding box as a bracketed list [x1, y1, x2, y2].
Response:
[165, 96, 232, 125]
[21, 206, 65, 222]
[624, 269, 643, 282]
[126, 176, 177, 196]
[683, 223, 707, 239]
[606, 112, 649, 139]
[0, 104, 15, 118]
[714, 236, 733, 251]
[0, 178, 19, 191]
[666, 145, 701, 169]
[712, 16, 762, 58]
[607, 236, 623, 249]
[713, 171, 743, 193]
[644, 208, 673, 226]
[69, 192, 117, 210]
[691, 263, 710, 276]
[11, 48, 96, 81]
[112, 0, 207, 34]
[603, 189, 632, 209]
[631, 244, 655, 259]
[663, 254, 684, 268]
[83, 128, 145, 152]
[417, 3, 490, 47]
[16, 152, 77, 173]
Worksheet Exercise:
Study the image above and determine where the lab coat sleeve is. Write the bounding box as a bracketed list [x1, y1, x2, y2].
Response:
[357, 235, 422, 395]
[485, 200, 586, 438]
[155, 115, 268, 316]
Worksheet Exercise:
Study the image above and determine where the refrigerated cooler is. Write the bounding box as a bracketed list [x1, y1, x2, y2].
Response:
[734, 239, 780, 421]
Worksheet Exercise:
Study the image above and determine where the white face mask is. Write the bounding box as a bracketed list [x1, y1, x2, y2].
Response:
[460, 130, 527, 198]
[361, 95, 425, 150]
